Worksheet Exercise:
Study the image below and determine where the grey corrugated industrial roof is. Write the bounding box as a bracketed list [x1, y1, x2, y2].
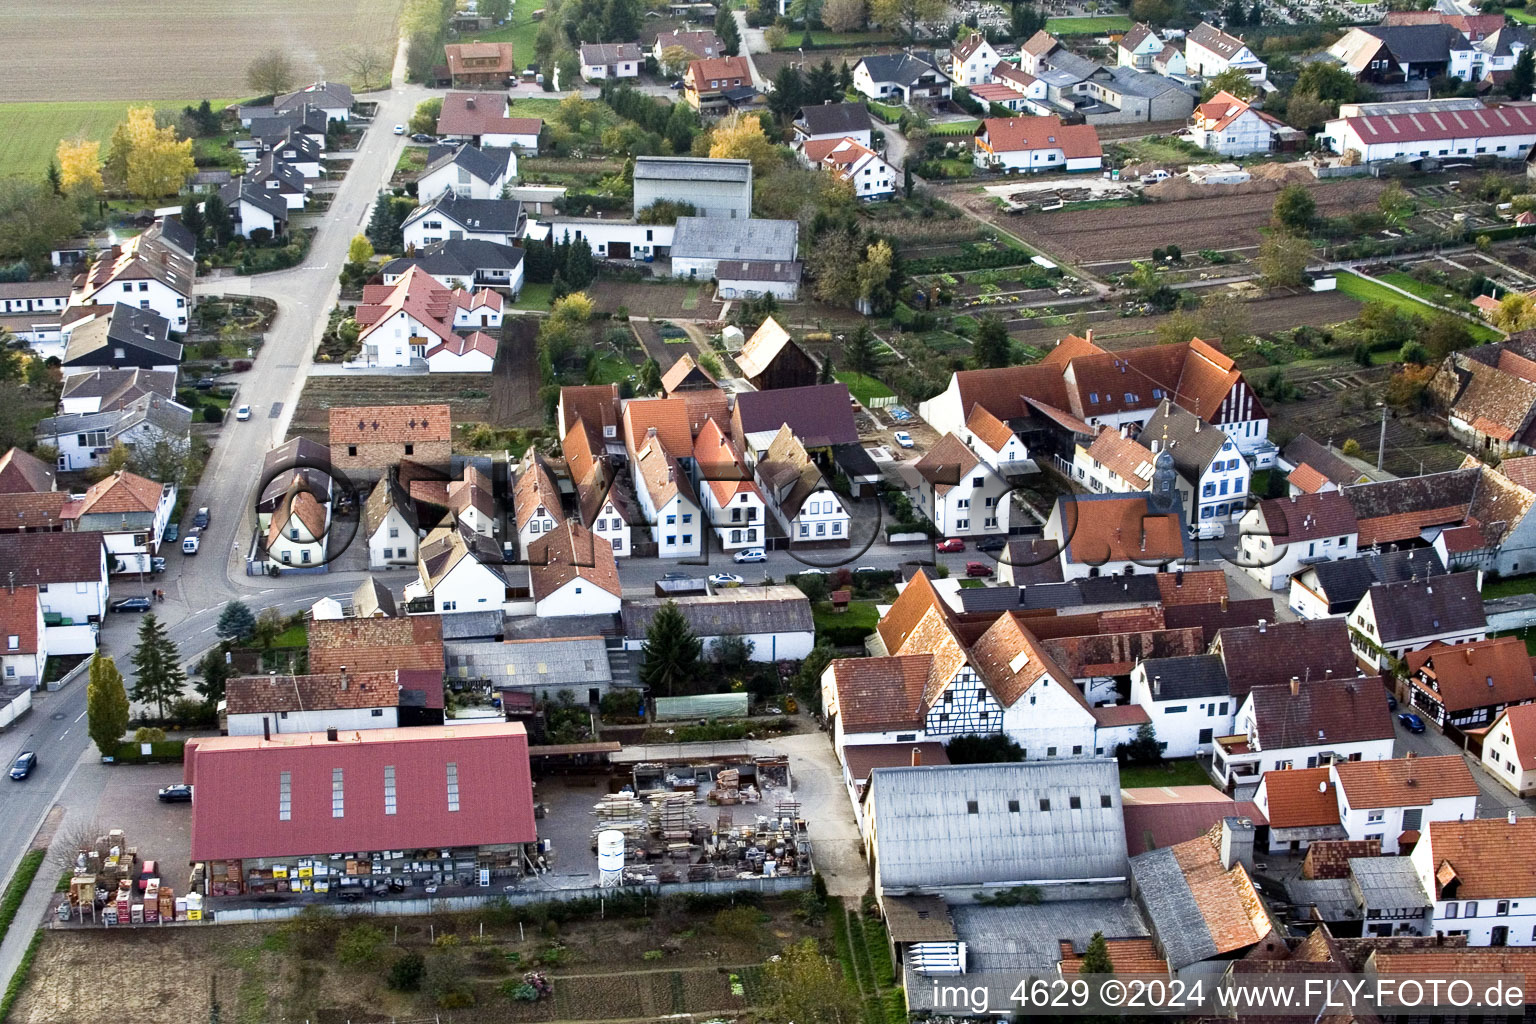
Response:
[1128, 847, 1219, 968]
[867, 760, 1128, 890]
[1140, 654, 1229, 701]
[671, 217, 798, 262]
[438, 610, 505, 640]
[633, 155, 752, 183]
[444, 636, 612, 685]
[946, 899, 1145, 974]
[1348, 856, 1431, 909]
[622, 586, 813, 639]
[1285, 877, 1358, 923]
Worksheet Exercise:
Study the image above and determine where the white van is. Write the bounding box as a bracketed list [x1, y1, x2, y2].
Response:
[182, 529, 201, 555]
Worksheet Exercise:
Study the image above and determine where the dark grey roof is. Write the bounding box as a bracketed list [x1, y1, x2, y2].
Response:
[274, 81, 354, 112]
[622, 586, 813, 639]
[1282, 434, 1362, 486]
[0, 280, 69, 300]
[715, 259, 802, 283]
[249, 105, 328, 143]
[734, 383, 858, 446]
[1043, 47, 1100, 81]
[1214, 617, 1359, 697]
[404, 194, 525, 234]
[1285, 877, 1358, 923]
[831, 442, 880, 479]
[37, 393, 191, 442]
[1477, 25, 1533, 58]
[59, 367, 176, 406]
[1076, 573, 1162, 605]
[1368, 571, 1485, 644]
[933, 899, 1146, 981]
[1102, 64, 1187, 98]
[1128, 846, 1221, 969]
[64, 304, 182, 366]
[151, 217, 196, 259]
[272, 129, 323, 161]
[796, 101, 873, 136]
[867, 760, 1128, 890]
[857, 51, 941, 87]
[1343, 467, 1479, 520]
[633, 155, 752, 184]
[1364, 23, 1471, 64]
[252, 152, 307, 191]
[1141, 654, 1228, 701]
[220, 180, 289, 222]
[423, 143, 514, 188]
[381, 239, 525, 278]
[445, 635, 612, 683]
[671, 217, 798, 262]
[1304, 547, 1447, 609]
[957, 585, 1026, 613]
[438, 609, 505, 640]
[1348, 856, 1431, 910]
[1141, 400, 1227, 482]
[1004, 537, 1065, 586]
[580, 41, 644, 63]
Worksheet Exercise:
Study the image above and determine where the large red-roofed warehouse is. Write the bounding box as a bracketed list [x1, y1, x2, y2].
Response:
[185, 723, 536, 894]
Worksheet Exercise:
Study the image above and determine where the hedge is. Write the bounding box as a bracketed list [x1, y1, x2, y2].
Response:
[109, 739, 186, 764]
[0, 849, 45, 950]
[906, 247, 1035, 275]
[0, 930, 42, 1023]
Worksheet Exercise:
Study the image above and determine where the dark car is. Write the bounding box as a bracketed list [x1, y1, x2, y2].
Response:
[965, 561, 993, 578]
[192, 506, 210, 529]
[1387, 693, 1398, 711]
[670, 80, 685, 90]
[162, 523, 179, 543]
[111, 597, 152, 613]
[194, 377, 216, 390]
[157, 784, 193, 803]
[151, 557, 166, 574]
[9, 752, 36, 780]
[975, 536, 1007, 553]
[1398, 712, 1426, 734]
[411, 132, 435, 143]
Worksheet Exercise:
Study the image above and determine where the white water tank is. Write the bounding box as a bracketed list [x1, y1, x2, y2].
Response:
[597, 829, 625, 888]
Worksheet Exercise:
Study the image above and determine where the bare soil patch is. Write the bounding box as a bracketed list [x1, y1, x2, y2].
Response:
[0, 0, 404, 102]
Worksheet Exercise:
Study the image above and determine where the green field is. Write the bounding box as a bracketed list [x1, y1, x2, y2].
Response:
[1335, 271, 1501, 342]
[0, 98, 238, 180]
[1046, 15, 1134, 34]
[1508, 7, 1536, 24]
[774, 29, 895, 49]
[835, 371, 895, 406]
[1377, 271, 1467, 307]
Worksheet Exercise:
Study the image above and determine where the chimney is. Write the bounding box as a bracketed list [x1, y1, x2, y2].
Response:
[1510, 809, 1519, 825]
[911, 747, 922, 766]
[1220, 595, 1229, 611]
[1290, 676, 1300, 696]
[1405, 750, 1415, 759]
[1258, 619, 1267, 633]
[1466, 647, 1473, 664]
[263, 717, 271, 741]
[1175, 569, 1184, 587]
[326, 727, 339, 742]
[1219, 816, 1255, 871]
[1153, 675, 1161, 696]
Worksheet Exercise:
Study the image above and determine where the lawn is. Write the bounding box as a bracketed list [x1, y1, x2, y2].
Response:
[1046, 15, 1134, 33]
[1117, 758, 1213, 789]
[270, 623, 308, 649]
[836, 371, 895, 406]
[930, 119, 981, 136]
[775, 29, 895, 48]
[1482, 574, 1536, 600]
[586, 351, 632, 385]
[511, 282, 553, 311]
[1115, 136, 1203, 167]
[0, 98, 237, 179]
[1509, 7, 1536, 24]
[813, 599, 878, 645]
[463, 0, 542, 72]
[1377, 271, 1465, 307]
[1335, 271, 1501, 342]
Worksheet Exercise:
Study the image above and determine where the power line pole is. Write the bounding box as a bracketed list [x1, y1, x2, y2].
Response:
[1377, 402, 1388, 471]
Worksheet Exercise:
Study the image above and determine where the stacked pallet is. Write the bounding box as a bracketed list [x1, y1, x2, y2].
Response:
[591, 792, 648, 844]
[649, 792, 698, 841]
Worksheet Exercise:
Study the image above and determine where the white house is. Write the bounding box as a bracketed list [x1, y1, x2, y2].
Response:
[714, 260, 802, 302]
[219, 181, 289, 240]
[1183, 22, 1267, 83]
[1483, 703, 1536, 796]
[906, 432, 1009, 537]
[416, 144, 516, 202]
[1332, 755, 1479, 854]
[950, 32, 1001, 86]
[542, 218, 674, 261]
[402, 195, 526, 249]
[379, 239, 526, 295]
[694, 417, 767, 551]
[262, 485, 329, 570]
[69, 471, 176, 575]
[633, 436, 704, 558]
[363, 474, 420, 569]
[1322, 100, 1536, 165]
[527, 521, 623, 618]
[973, 115, 1103, 173]
[793, 102, 874, 149]
[1188, 91, 1288, 157]
[625, 587, 815, 663]
[1117, 24, 1165, 70]
[562, 415, 632, 559]
[224, 671, 412, 737]
[1138, 400, 1250, 537]
[755, 425, 850, 547]
[1236, 492, 1360, 591]
[71, 226, 194, 332]
[351, 266, 502, 372]
[579, 42, 643, 80]
[513, 451, 565, 557]
[798, 137, 898, 200]
[1410, 816, 1536, 946]
[991, 62, 1050, 106]
[670, 217, 798, 282]
[1288, 548, 1445, 621]
[1128, 655, 1233, 759]
[852, 51, 952, 105]
[403, 521, 509, 614]
[0, 586, 46, 691]
[268, 131, 323, 178]
[0, 532, 107, 655]
[963, 404, 1033, 474]
[36, 394, 193, 474]
[1348, 572, 1487, 671]
[1215, 676, 1397, 790]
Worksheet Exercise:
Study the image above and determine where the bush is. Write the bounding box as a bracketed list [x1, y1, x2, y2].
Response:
[388, 951, 426, 991]
[338, 922, 387, 968]
[202, 406, 223, 423]
[109, 739, 186, 763]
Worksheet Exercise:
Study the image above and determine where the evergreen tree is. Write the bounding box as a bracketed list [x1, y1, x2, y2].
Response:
[638, 601, 703, 696]
[1079, 932, 1113, 975]
[524, 236, 555, 284]
[717, 6, 742, 55]
[838, 61, 853, 93]
[973, 315, 1011, 368]
[1223, 0, 1245, 25]
[87, 654, 130, 758]
[1249, 1, 1263, 25]
[550, 270, 570, 302]
[203, 192, 234, 246]
[769, 66, 807, 119]
[130, 613, 186, 721]
[603, 0, 641, 41]
[819, 357, 835, 384]
[197, 99, 220, 135]
[903, 161, 914, 199]
[806, 60, 840, 104]
[365, 191, 400, 251]
[1509, 48, 1535, 100]
[180, 197, 205, 242]
[197, 646, 232, 705]
[844, 324, 881, 375]
[216, 600, 256, 642]
[565, 235, 596, 288]
[45, 162, 63, 196]
[1010, 4, 1045, 41]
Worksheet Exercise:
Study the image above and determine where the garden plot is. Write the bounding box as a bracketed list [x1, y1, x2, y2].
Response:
[983, 177, 1139, 212]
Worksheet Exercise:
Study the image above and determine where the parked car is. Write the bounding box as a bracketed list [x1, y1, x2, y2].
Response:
[194, 377, 215, 390]
[709, 573, 745, 588]
[150, 557, 166, 574]
[936, 538, 965, 553]
[853, 566, 879, 575]
[392, 123, 406, 135]
[670, 80, 685, 90]
[193, 506, 210, 528]
[9, 752, 36, 780]
[965, 561, 993, 578]
[411, 132, 435, 143]
[234, 404, 251, 421]
[111, 597, 152, 613]
[794, 568, 828, 576]
[893, 430, 914, 449]
[975, 536, 1007, 553]
[183, 530, 201, 555]
[733, 548, 767, 563]
[162, 523, 179, 543]
[1398, 712, 1426, 734]
[157, 784, 193, 803]
[1387, 693, 1398, 711]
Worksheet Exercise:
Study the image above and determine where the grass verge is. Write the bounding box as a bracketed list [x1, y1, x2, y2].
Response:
[0, 930, 43, 1023]
[0, 850, 46, 950]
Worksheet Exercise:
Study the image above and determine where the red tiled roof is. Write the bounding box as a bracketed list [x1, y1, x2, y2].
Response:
[225, 671, 403, 715]
[0, 448, 54, 494]
[1252, 492, 1359, 547]
[1060, 938, 1168, 976]
[1084, 429, 1153, 488]
[1332, 755, 1477, 809]
[329, 404, 452, 445]
[829, 656, 931, 732]
[76, 471, 164, 516]
[841, 742, 949, 783]
[1261, 767, 1339, 828]
[965, 404, 1016, 453]
[1091, 703, 1150, 727]
[1343, 103, 1536, 147]
[436, 91, 542, 137]
[444, 42, 516, 77]
[1425, 817, 1536, 898]
[0, 586, 40, 656]
[1286, 463, 1330, 494]
[308, 616, 445, 674]
[1122, 796, 1266, 856]
[977, 115, 1101, 159]
[1059, 496, 1184, 564]
[1495, 702, 1536, 770]
[527, 521, 622, 601]
[623, 397, 694, 457]
[686, 55, 752, 91]
[1408, 636, 1536, 714]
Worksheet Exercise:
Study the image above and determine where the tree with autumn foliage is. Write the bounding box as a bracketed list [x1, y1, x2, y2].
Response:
[708, 112, 782, 177]
[107, 107, 194, 201]
[56, 137, 103, 196]
[1384, 364, 1436, 413]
